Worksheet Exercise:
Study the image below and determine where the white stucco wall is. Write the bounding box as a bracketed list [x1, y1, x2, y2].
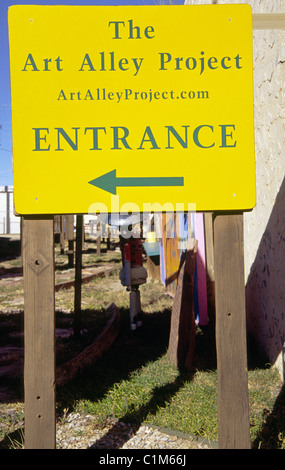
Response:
[185, 0, 285, 379]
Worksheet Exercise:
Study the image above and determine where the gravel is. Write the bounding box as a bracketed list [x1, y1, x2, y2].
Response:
[0, 403, 216, 449]
[56, 412, 215, 449]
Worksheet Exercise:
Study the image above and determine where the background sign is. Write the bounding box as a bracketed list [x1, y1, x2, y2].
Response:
[9, 4, 255, 214]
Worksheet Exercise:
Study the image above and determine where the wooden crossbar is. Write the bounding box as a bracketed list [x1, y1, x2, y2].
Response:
[253, 13, 285, 30]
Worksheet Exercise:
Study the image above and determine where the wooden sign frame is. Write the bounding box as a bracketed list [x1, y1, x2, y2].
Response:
[214, 213, 251, 448]
[21, 210, 251, 449]
[15, 5, 283, 450]
[22, 216, 56, 449]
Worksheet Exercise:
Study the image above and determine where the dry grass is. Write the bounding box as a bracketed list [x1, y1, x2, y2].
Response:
[0, 238, 284, 448]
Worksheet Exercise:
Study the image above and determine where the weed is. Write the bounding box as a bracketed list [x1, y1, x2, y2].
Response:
[0, 238, 284, 448]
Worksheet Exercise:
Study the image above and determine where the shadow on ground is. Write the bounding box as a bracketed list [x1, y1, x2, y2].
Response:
[252, 383, 285, 449]
[0, 300, 283, 449]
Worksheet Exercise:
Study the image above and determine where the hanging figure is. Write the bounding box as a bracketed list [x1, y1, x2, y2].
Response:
[119, 235, 147, 331]
[109, 213, 147, 332]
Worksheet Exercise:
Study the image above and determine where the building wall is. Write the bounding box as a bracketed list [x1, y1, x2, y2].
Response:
[185, 0, 285, 378]
[0, 186, 21, 234]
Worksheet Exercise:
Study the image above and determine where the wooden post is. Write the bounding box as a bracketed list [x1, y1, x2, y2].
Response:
[66, 215, 74, 268]
[107, 226, 111, 251]
[74, 214, 83, 339]
[96, 216, 101, 255]
[82, 216, 85, 249]
[60, 215, 65, 254]
[203, 213, 215, 282]
[203, 212, 215, 321]
[168, 243, 197, 371]
[213, 213, 251, 449]
[22, 216, 56, 449]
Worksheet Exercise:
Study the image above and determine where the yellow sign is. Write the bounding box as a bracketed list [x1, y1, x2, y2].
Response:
[8, 4, 255, 215]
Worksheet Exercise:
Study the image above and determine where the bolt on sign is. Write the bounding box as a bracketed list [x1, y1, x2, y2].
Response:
[8, 4, 255, 215]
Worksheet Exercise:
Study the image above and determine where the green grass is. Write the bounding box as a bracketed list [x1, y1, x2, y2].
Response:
[57, 319, 284, 448]
[248, 367, 285, 448]
[55, 296, 284, 448]
[0, 238, 284, 449]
